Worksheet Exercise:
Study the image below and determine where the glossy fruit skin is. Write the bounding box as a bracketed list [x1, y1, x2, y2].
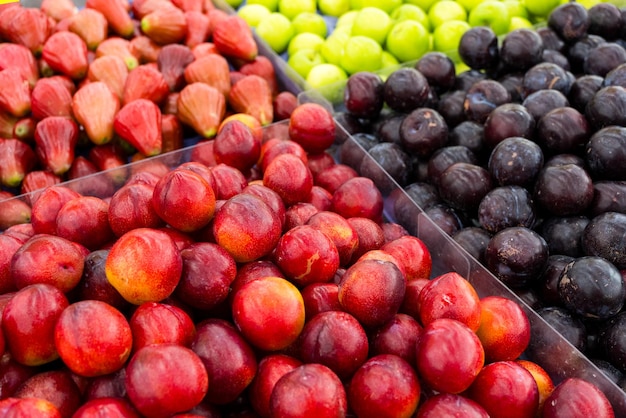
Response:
[348, 354, 420, 418]
[459, 26, 499, 71]
[467, 361, 539, 418]
[2, 284, 69, 366]
[558, 256, 625, 320]
[417, 393, 489, 418]
[344, 71, 384, 120]
[383, 68, 431, 113]
[269, 363, 347, 418]
[541, 378, 615, 418]
[415, 318, 484, 394]
[582, 212, 626, 269]
[484, 227, 549, 288]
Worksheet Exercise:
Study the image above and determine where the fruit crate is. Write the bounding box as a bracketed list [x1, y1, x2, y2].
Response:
[325, 119, 626, 416]
[3, 117, 626, 414]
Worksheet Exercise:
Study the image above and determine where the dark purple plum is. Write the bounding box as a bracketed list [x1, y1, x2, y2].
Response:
[522, 89, 569, 122]
[383, 67, 431, 113]
[454, 69, 488, 92]
[521, 62, 572, 99]
[589, 181, 626, 216]
[426, 146, 478, 187]
[531, 306, 587, 354]
[537, 27, 566, 53]
[438, 162, 492, 214]
[399, 107, 448, 158]
[339, 132, 377, 170]
[478, 186, 536, 233]
[360, 142, 412, 192]
[499, 28, 544, 71]
[603, 62, 626, 88]
[415, 52, 456, 93]
[541, 49, 571, 71]
[569, 34, 606, 72]
[483, 103, 534, 148]
[488, 137, 544, 189]
[535, 254, 575, 307]
[458, 26, 499, 71]
[588, 2, 624, 40]
[599, 312, 626, 373]
[568, 75, 603, 112]
[534, 163, 594, 216]
[463, 79, 511, 124]
[583, 42, 626, 77]
[497, 73, 524, 103]
[437, 90, 467, 128]
[548, 2, 590, 43]
[451, 227, 492, 264]
[535, 106, 590, 155]
[538, 216, 590, 258]
[544, 153, 585, 168]
[448, 121, 485, 157]
[585, 126, 626, 180]
[392, 182, 440, 235]
[423, 203, 465, 236]
[585, 85, 626, 129]
[376, 113, 404, 145]
[344, 71, 385, 120]
[582, 212, 626, 269]
[558, 256, 625, 320]
[484, 226, 549, 288]
[591, 359, 625, 385]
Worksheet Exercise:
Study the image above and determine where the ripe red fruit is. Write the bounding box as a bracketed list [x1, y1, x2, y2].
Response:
[72, 81, 120, 145]
[130, 35, 162, 64]
[3, 7, 52, 56]
[191, 319, 258, 405]
[86, 0, 134, 38]
[34, 116, 79, 176]
[184, 10, 210, 48]
[157, 43, 195, 92]
[107, 183, 164, 237]
[141, 5, 187, 45]
[30, 187, 82, 234]
[542, 377, 614, 418]
[54, 300, 133, 377]
[95, 36, 138, 70]
[129, 302, 196, 353]
[87, 55, 128, 101]
[229, 75, 274, 126]
[418, 271, 482, 331]
[55, 196, 115, 250]
[114, 99, 163, 157]
[0, 138, 36, 188]
[68, 8, 108, 51]
[0, 398, 62, 418]
[184, 54, 231, 97]
[213, 193, 282, 263]
[289, 102, 336, 154]
[31, 77, 74, 120]
[415, 318, 485, 394]
[263, 153, 314, 206]
[41, 0, 77, 22]
[249, 354, 302, 418]
[467, 361, 539, 418]
[270, 363, 347, 418]
[212, 14, 257, 62]
[42, 31, 89, 80]
[214, 120, 261, 172]
[123, 64, 169, 105]
[348, 354, 420, 418]
[12, 370, 83, 417]
[0, 43, 38, 88]
[125, 344, 208, 417]
[177, 82, 226, 138]
[2, 284, 69, 366]
[0, 69, 31, 117]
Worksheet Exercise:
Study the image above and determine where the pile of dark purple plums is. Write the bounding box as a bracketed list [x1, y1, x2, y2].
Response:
[335, 1, 626, 391]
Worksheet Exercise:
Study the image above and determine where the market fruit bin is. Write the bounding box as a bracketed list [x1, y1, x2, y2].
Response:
[1, 114, 625, 416]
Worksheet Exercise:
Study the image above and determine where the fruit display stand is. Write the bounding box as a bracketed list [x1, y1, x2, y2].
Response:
[2, 114, 626, 415]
